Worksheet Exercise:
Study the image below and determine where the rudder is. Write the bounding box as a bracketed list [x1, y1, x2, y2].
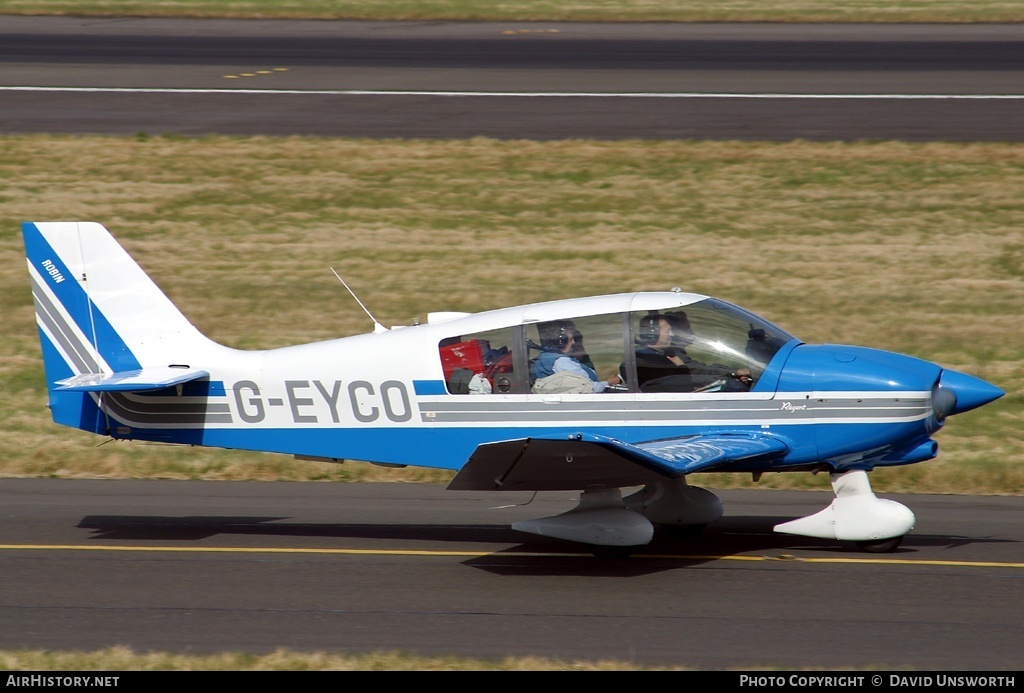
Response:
[23, 221, 214, 432]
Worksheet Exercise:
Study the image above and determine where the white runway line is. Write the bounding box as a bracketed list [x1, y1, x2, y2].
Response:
[3, 86, 1023, 99]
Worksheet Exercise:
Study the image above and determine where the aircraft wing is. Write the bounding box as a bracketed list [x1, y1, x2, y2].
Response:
[447, 431, 788, 492]
[55, 367, 210, 392]
[632, 434, 789, 473]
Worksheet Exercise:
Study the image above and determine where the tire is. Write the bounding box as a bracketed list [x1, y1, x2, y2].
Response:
[659, 523, 707, 539]
[854, 536, 904, 553]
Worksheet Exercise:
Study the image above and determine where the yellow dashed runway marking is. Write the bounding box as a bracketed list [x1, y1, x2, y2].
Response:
[6, 86, 1023, 100]
[222, 67, 289, 80]
[1, 544, 1021, 568]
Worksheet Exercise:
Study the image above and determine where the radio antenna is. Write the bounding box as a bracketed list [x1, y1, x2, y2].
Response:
[330, 268, 387, 333]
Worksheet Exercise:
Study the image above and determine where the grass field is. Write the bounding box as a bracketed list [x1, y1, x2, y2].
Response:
[0, 646, 671, 671]
[2, 0, 1024, 22]
[2, 135, 1021, 494]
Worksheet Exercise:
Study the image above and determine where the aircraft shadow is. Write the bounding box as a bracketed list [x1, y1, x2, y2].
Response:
[75, 513, 1013, 577]
[77, 515, 526, 543]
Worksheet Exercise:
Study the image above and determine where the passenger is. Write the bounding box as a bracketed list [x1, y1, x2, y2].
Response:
[532, 320, 622, 393]
[565, 321, 596, 371]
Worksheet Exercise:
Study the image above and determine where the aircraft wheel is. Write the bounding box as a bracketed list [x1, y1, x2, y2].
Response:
[591, 545, 636, 560]
[660, 523, 707, 539]
[854, 536, 904, 553]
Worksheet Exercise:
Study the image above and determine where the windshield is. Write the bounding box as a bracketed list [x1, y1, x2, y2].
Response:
[631, 299, 795, 393]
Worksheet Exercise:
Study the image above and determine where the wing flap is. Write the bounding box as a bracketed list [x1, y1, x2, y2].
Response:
[55, 367, 210, 392]
[448, 431, 789, 492]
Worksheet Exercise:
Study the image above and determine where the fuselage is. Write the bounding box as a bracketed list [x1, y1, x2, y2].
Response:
[60, 291, 1000, 477]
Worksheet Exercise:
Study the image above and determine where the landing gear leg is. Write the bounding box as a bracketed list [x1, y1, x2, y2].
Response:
[624, 477, 723, 538]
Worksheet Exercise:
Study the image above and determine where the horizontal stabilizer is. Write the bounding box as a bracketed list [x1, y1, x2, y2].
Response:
[55, 367, 209, 392]
[448, 431, 789, 492]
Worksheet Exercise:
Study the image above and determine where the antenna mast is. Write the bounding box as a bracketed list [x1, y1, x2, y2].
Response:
[330, 268, 387, 333]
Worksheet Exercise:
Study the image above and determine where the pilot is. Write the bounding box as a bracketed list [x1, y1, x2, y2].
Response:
[532, 320, 622, 393]
[663, 311, 700, 368]
[636, 312, 752, 392]
[634, 314, 695, 392]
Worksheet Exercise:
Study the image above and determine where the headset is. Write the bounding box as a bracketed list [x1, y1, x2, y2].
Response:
[539, 321, 572, 350]
[637, 314, 663, 345]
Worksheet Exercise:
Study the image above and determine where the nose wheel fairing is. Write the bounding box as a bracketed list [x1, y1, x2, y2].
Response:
[774, 469, 915, 547]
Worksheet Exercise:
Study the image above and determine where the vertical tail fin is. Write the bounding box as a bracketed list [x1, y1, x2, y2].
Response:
[23, 221, 215, 431]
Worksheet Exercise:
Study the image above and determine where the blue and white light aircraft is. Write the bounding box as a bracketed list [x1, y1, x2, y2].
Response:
[24, 221, 1005, 556]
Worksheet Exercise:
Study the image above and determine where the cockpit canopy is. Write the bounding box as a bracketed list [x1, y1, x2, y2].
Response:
[438, 297, 796, 395]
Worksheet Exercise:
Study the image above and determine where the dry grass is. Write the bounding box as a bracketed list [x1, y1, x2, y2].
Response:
[1, 135, 1021, 493]
[1, 0, 1023, 22]
[0, 645, 672, 670]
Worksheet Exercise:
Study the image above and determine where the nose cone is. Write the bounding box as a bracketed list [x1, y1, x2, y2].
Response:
[935, 369, 1005, 419]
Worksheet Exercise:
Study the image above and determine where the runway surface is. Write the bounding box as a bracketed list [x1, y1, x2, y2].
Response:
[1, 17, 1023, 140]
[0, 478, 1020, 669]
